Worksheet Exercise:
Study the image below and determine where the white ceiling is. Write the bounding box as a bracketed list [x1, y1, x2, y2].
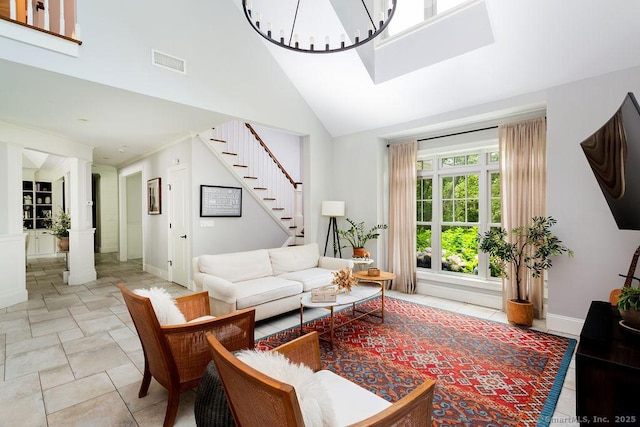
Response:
[2, 0, 640, 168]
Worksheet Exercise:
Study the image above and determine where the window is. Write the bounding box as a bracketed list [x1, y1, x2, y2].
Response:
[385, 0, 472, 38]
[416, 148, 499, 280]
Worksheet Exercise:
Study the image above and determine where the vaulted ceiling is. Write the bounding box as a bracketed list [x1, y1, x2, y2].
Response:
[2, 0, 640, 167]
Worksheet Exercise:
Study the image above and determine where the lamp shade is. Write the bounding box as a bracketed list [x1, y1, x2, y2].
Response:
[321, 201, 345, 217]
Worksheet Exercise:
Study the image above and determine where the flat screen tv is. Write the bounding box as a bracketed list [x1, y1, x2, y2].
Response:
[581, 92, 640, 230]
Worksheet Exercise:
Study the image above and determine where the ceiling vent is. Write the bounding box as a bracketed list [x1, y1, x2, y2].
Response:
[151, 49, 186, 74]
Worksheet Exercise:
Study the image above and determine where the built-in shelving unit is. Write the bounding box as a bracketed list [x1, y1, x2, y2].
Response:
[22, 180, 34, 229]
[23, 180, 53, 229]
[23, 180, 56, 256]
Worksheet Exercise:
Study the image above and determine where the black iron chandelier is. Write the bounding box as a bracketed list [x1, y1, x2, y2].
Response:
[242, 0, 397, 54]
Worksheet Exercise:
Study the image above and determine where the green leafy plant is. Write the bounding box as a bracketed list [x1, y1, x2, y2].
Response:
[478, 216, 573, 302]
[46, 210, 71, 238]
[617, 286, 640, 311]
[338, 218, 388, 249]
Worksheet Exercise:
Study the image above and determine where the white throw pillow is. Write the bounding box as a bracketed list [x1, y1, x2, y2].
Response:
[236, 350, 336, 427]
[133, 287, 187, 325]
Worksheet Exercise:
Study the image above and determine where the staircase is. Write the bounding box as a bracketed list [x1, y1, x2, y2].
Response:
[199, 121, 304, 245]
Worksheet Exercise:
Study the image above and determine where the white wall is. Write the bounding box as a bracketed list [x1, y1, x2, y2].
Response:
[126, 173, 142, 259]
[546, 65, 640, 333]
[191, 136, 290, 257]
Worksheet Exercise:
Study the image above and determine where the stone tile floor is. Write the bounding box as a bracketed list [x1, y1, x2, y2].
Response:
[0, 253, 579, 426]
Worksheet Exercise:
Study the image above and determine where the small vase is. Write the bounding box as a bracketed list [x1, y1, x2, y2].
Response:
[57, 237, 69, 252]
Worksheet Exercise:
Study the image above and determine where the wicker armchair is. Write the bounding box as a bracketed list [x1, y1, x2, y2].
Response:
[207, 331, 435, 426]
[119, 284, 256, 427]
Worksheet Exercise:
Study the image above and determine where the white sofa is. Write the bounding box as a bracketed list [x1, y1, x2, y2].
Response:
[192, 243, 354, 321]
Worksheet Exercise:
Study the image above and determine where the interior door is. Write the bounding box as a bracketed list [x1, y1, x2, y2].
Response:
[168, 165, 189, 287]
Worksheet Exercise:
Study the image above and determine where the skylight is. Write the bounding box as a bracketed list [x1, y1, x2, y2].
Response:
[386, 0, 470, 37]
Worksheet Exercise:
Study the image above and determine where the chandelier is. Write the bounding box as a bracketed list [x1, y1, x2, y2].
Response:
[242, 0, 397, 54]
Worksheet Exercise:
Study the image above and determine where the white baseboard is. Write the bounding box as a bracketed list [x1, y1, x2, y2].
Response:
[144, 263, 167, 280]
[0, 288, 28, 310]
[417, 282, 502, 310]
[546, 312, 584, 337]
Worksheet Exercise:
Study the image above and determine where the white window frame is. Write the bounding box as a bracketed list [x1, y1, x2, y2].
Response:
[417, 143, 500, 293]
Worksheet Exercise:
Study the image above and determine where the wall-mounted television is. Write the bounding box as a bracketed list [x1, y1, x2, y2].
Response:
[581, 92, 640, 230]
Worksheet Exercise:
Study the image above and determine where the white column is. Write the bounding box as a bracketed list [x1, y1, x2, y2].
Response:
[0, 142, 28, 308]
[67, 158, 97, 285]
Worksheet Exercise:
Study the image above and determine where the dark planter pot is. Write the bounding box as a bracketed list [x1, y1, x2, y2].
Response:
[507, 299, 534, 327]
[619, 308, 640, 329]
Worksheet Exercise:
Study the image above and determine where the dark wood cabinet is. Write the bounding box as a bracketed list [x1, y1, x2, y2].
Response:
[576, 301, 640, 426]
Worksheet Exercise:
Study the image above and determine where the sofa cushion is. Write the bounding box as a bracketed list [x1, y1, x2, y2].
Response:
[278, 268, 334, 292]
[198, 250, 273, 283]
[269, 243, 320, 275]
[235, 276, 303, 310]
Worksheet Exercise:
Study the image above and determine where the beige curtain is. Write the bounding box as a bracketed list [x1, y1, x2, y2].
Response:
[499, 117, 547, 318]
[389, 141, 417, 293]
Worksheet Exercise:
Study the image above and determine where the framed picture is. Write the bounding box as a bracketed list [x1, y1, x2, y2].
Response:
[147, 177, 161, 215]
[200, 185, 242, 217]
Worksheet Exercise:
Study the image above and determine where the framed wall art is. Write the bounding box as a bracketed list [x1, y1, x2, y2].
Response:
[147, 177, 161, 215]
[200, 185, 242, 217]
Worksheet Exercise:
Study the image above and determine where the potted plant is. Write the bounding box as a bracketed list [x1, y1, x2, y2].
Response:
[617, 286, 640, 330]
[478, 216, 573, 326]
[47, 210, 71, 251]
[338, 218, 388, 258]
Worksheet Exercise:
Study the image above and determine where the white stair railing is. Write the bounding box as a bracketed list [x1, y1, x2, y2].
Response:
[8, 0, 76, 39]
[202, 121, 303, 239]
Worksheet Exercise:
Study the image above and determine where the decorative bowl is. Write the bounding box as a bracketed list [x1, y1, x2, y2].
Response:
[367, 268, 380, 277]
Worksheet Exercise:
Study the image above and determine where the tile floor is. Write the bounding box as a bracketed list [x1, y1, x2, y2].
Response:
[0, 253, 579, 426]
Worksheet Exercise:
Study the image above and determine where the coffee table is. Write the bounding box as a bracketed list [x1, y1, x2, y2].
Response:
[352, 270, 395, 322]
[299, 281, 383, 347]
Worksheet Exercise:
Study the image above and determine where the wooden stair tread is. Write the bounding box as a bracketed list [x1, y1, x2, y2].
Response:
[221, 151, 237, 156]
[210, 138, 226, 143]
[233, 164, 248, 168]
[254, 187, 267, 190]
[244, 176, 258, 179]
[281, 217, 292, 220]
[272, 207, 284, 211]
[263, 197, 276, 201]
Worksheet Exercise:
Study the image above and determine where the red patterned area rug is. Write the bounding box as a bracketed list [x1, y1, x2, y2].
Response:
[256, 296, 576, 427]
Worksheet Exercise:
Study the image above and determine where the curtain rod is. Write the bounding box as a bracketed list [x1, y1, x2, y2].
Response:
[386, 125, 499, 147]
[418, 125, 498, 142]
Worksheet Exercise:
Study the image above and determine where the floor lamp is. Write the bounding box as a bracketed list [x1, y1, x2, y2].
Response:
[322, 201, 345, 258]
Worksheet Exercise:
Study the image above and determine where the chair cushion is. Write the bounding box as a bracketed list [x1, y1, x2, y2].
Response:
[133, 287, 186, 325]
[234, 276, 303, 310]
[269, 243, 320, 275]
[236, 350, 335, 427]
[278, 268, 334, 292]
[188, 315, 216, 323]
[315, 370, 392, 425]
[198, 250, 273, 282]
